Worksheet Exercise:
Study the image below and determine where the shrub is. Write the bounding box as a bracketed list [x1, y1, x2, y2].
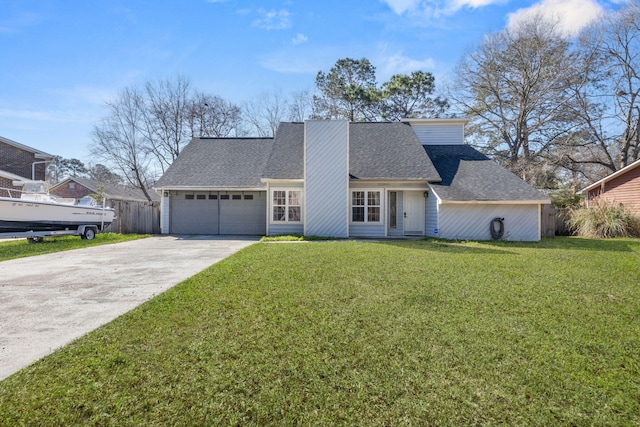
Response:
[549, 188, 583, 209]
[568, 199, 640, 238]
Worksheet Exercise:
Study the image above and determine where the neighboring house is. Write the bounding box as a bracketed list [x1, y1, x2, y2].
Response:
[50, 177, 161, 234]
[155, 119, 550, 241]
[50, 176, 159, 203]
[578, 158, 640, 215]
[0, 135, 54, 197]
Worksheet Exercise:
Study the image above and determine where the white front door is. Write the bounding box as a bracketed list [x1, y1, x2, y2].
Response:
[404, 191, 425, 235]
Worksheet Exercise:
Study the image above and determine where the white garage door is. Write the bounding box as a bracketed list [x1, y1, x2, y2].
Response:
[170, 191, 266, 235]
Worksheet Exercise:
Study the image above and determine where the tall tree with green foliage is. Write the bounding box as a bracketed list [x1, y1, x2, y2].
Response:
[313, 58, 380, 121]
[47, 156, 88, 183]
[314, 58, 448, 122]
[380, 71, 449, 121]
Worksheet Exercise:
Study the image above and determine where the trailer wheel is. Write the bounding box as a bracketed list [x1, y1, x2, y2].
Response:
[83, 227, 96, 240]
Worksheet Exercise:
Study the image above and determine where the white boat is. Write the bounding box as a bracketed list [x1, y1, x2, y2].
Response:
[0, 180, 115, 233]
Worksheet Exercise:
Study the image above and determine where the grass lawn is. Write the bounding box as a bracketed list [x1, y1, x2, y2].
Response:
[0, 237, 638, 426]
[0, 233, 148, 262]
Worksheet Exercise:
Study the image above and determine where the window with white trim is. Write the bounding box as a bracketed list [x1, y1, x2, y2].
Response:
[272, 190, 302, 222]
[352, 191, 381, 223]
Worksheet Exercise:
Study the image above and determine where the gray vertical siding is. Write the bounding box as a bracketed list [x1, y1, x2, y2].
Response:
[304, 120, 349, 237]
[438, 204, 541, 241]
[425, 188, 439, 237]
[161, 193, 170, 234]
[412, 124, 464, 145]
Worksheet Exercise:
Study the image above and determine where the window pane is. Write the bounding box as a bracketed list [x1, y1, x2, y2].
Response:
[288, 206, 301, 222]
[289, 191, 301, 206]
[352, 191, 365, 206]
[368, 191, 380, 206]
[273, 191, 286, 206]
[273, 206, 286, 221]
[368, 207, 380, 222]
[352, 206, 364, 222]
[389, 192, 397, 229]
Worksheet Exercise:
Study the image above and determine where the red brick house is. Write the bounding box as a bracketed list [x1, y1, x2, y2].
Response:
[579, 159, 640, 215]
[0, 135, 54, 197]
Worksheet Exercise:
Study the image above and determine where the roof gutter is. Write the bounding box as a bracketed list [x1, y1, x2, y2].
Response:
[153, 186, 267, 192]
[438, 199, 551, 205]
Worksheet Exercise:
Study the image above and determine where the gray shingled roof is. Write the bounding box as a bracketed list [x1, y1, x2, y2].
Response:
[349, 122, 440, 180]
[424, 145, 550, 202]
[262, 121, 441, 181]
[155, 137, 274, 188]
[261, 122, 304, 180]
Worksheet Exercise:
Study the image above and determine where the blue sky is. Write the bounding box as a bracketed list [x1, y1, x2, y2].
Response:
[1, 0, 614, 162]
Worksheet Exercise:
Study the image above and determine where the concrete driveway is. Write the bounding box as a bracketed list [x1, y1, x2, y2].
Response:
[0, 235, 258, 380]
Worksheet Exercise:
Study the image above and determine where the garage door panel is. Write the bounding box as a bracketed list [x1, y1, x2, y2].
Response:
[170, 193, 219, 234]
[220, 192, 266, 235]
[170, 191, 266, 235]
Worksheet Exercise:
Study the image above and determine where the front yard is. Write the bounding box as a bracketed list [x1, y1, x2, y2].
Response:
[0, 238, 638, 425]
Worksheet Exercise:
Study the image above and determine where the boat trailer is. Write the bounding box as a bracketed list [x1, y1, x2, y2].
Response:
[0, 225, 100, 243]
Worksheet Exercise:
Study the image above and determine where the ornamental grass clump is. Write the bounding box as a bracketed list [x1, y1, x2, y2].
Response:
[568, 198, 640, 238]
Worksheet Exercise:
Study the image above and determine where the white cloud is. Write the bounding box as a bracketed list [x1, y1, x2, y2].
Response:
[378, 53, 436, 78]
[453, 0, 505, 8]
[507, 0, 604, 37]
[252, 9, 291, 30]
[381, 0, 505, 16]
[292, 33, 308, 45]
[380, 0, 421, 14]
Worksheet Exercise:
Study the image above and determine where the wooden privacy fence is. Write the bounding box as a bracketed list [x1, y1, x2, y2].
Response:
[104, 200, 160, 234]
[541, 204, 556, 238]
[540, 204, 572, 237]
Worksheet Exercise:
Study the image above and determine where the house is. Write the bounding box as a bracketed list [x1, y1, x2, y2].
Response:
[578, 158, 640, 215]
[50, 177, 161, 234]
[50, 176, 159, 203]
[0, 135, 54, 197]
[154, 119, 550, 241]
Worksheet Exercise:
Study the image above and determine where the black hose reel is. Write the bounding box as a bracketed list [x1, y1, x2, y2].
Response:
[490, 217, 505, 240]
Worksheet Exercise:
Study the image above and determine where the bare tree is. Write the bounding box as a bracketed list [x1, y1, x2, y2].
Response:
[579, 2, 640, 172]
[90, 87, 155, 201]
[91, 76, 242, 199]
[188, 92, 242, 137]
[138, 75, 191, 173]
[242, 90, 289, 137]
[452, 14, 583, 184]
[288, 89, 314, 122]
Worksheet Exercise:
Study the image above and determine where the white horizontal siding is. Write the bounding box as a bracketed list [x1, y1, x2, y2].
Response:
[412, 124, 465, 145]
[439, 204, 541, 241]
[349, 224, 385, 237]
